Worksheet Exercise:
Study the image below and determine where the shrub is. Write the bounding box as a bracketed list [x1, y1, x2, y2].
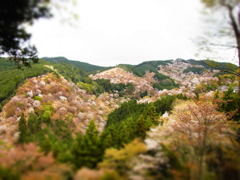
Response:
[33, 96, 42, 101]
[5, 102, 17, 118]
[0, 166, 20, 180]
[99, 139, 146, 174]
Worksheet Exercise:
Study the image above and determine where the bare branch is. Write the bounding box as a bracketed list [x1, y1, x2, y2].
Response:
[224, 4, 240, 40]
[208, 43, 237, 48]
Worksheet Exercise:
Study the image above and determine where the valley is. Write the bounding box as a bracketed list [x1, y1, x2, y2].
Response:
[0, 57, 239, 180]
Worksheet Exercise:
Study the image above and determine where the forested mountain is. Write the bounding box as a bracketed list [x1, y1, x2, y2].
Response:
[0, 58, 92, 110]
[0, 57, 239, 179]
[0, 57, 16, 71]
[41, 56, 109, 73]
[118, 60, 172, 76]
[119, 59, 238, 76]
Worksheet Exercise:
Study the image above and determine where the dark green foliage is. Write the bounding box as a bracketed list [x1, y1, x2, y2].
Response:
[18, 114, 29, 143]
[218, 87, 240, 122]
[187, 59, 238, 76]
[71, 120, 104, 169]
[119, 59, 238, 78]
[153, 82, 179, 91]
[0, 57, 16, 70]
[153, 95, 176, 114]
[52, 63, 89, 83]
[154, 73, 171, 81]
[52, 119, 73, 142]
[123, 83, 135, 96]
[0, 59, 91, 110]
[49, 96, 177, 168]
[28, 113, 42, 133]
[175, 94, 188, 100]
[118, 60, 172, 77]
[0, 62, 52, 110]
[135, 104, 159, 138]
[93, 79, 135, 96]
[187, 59, 237, 69]
[106, 100, 146, 126]
[104, 96, 177, 148]
[18, 111, 73, 162]
[140, 90, 148, 98]
[183, 67, 204, 74]
[93, 79, 112, 93]
[152, 72, 179, 90]
[143, 103, 159, 120]
[42, 57, 108, 73]
[0, 166, 20, 180]
[0, 0, 51, 66]
[203, 60, 238, 71]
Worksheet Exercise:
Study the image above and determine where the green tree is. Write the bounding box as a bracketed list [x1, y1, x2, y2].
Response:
[27, 113, 42, 133]
[219, 87, 240, 121]
[71, 120, 104, 169]
[143, 103, 159, 121]
[18, 114, 29, 143]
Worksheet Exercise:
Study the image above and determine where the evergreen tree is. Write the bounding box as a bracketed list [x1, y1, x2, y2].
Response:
[71, 120, 104, 169]
[143, 103, 159, 123]
[136, 115, 150, 139]
[221, 87, 240, 121]
[27, 113, 41, 133]
[18, 114, 28, 143]
[154, 95, 176, 114]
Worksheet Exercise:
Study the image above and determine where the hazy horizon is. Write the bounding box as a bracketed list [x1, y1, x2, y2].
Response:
[27, 0, 238, 66]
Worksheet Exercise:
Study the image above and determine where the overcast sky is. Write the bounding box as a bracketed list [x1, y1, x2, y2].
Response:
[27, 0, 237, 66]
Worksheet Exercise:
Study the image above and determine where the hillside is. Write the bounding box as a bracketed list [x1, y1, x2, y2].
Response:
[0, 57, 16, 71]
[119, 58, 238, 76]
[0, 58, 239, 179]
[118, 60, 172, 76]
[41, 56, 109, 73]
[0, 58, 91, 110]
[0, 73, 127, 143]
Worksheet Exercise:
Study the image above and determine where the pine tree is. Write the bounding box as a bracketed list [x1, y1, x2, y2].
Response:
[27, 113, 41, 133]
[143, 103, 159, 125]
[18, 114, 28, 143]
[136, 115, 149, 139]
[71, 120, 104, 169]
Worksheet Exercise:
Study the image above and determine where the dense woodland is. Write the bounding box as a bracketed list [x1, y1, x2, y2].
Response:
[0, 57, 239, 179]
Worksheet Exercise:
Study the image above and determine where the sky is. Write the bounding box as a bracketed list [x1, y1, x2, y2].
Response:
[27, 0, 237, 67]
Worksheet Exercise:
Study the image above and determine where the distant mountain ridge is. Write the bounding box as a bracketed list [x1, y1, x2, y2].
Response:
[0, 56, 238, 111]
[118, 59, 238, 77]
[41, 56, 109, 73]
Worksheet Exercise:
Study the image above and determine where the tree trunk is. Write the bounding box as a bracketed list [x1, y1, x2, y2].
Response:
[227, 4, 240, 96]
[237, 44, 240, 96]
